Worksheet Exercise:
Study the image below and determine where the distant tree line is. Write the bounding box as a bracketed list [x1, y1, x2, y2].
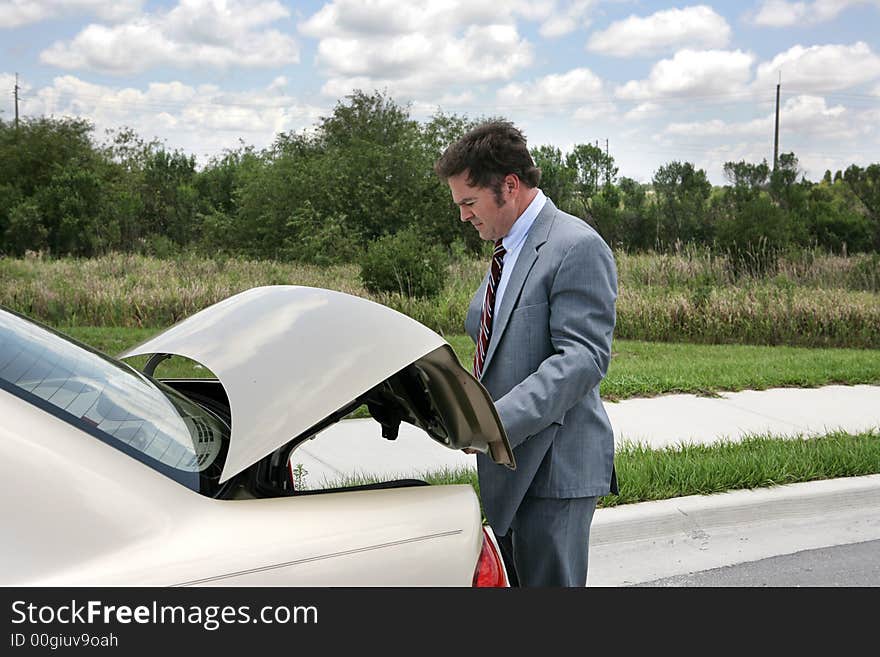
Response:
[1, 90, 878, 263]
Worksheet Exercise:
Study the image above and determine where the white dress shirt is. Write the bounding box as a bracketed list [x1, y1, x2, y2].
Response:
[494, 188, 546, 312]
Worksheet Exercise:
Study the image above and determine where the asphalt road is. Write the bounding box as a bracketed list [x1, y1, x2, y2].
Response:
[633, 538, 880, 587]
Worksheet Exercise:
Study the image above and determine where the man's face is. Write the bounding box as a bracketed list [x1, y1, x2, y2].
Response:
[447, 171, 518, 242]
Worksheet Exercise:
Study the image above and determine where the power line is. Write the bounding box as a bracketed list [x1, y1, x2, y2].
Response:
[784, 88, 880, 102]
[13, 81, 877, 119]
[10, 87, 804, 114]
[10, 76, 877, 166]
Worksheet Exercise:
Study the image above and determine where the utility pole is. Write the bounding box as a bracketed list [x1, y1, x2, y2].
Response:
[605, 138, 610, 186]
[773, 72, 780, 171]
[14, 72, 20, 129]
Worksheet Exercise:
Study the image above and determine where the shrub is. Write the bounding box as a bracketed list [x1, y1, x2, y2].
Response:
[279, 203, 362, 266]
[360, 226, 450, 298]
[4, 200, 48, 255]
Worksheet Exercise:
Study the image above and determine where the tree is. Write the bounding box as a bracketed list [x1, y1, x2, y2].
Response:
[418, 111, 475, 159]
[0, 116, 96, 199]
[195, 142, 258, 216]
[314, 90, 426, 242]
[723, 159, 770, 203]
[842, 164, 880, 249]
[231, 132, 317, 259]
[617, 177, 653, 251]
[0, 116, 101, 254]
[531, 145, 576, 210]
[140, 148, 198, 245]
[589, 184, 623, 248]
[651, 161, 712, 247]
[714, 156, 803, 273]
[768, 152, 810, 246]
[565, 143, 618, 223]
[804, 183, 872, 253]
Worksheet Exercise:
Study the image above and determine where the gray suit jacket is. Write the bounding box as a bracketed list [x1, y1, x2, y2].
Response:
[465, 198, 618, 536]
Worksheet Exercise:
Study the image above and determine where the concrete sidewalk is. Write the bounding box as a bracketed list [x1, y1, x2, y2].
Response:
[294, 384, 880, 483]
[292, 384, 880, 585]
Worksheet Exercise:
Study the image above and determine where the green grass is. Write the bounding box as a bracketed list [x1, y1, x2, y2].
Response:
[312, 430, 880, 510]
[62, 326, 880, 399]
[607, 430, 880, 507]
[64, 326, 161, 358]
[600, 340, 880, 400]
[4, 251, 879, 347]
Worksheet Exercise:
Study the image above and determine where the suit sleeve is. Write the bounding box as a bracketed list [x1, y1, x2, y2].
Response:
[493, 234, 617, 449]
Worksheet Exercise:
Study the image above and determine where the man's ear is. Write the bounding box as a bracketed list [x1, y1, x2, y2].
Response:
[504, 174, 520, 194]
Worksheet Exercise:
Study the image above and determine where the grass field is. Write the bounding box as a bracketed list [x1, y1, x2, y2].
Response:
[62, 326, 880, 400]
[3, 250, 879, 347]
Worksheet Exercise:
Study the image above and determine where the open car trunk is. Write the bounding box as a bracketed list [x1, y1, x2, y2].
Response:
[121, 286, 514, 499]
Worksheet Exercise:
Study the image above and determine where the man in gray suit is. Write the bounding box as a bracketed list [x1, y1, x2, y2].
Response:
[434, 121, 618, 587]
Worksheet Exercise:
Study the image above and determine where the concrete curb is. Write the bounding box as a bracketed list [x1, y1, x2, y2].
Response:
[588, 474, 880, 586]
[591, 474, 880, 544]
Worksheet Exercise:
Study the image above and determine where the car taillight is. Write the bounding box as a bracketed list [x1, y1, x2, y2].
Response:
[472, 527, 508, 587]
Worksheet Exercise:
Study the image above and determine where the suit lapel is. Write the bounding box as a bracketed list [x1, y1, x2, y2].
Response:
[480, 199, 557, 377]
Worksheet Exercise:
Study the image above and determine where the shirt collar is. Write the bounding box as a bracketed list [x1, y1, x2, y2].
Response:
[502, 188, 546, 253]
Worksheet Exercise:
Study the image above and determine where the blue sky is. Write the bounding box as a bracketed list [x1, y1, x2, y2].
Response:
[2, 0, 879, 184]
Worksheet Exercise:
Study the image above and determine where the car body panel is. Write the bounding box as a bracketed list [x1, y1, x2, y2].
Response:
[0, 390, 482, 586]
[1, 288, 512, 587]
[120, 286, 513, 482]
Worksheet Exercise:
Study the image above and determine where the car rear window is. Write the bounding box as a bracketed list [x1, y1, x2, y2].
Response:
[0, 309, 230, 494]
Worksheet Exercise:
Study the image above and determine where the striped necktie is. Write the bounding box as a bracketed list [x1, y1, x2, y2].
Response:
[473, 239, 506, 378]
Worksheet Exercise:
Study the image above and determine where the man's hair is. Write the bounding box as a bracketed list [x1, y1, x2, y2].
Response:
[434, 121, 541, 201]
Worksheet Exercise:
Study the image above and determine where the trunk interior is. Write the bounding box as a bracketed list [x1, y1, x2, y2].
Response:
[162, 375, 434, 500]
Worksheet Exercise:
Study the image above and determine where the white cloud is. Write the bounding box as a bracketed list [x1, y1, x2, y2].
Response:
[750, 0, 880, 27]
[496, 68, 613, 120]
[750, 0, 810, 25]
[538, 0, 596, 38]
[623, 102, 662, 120]
[780, 94, 855, 137]
[300, 0, 536, 99]
[665, 117, 770, 137]
[18, 74, 323, 162]
[616, 49, 755, 100]
[497, 68, 603, 104]
[301, 0, 511, 37]
[754, 42, 880, 92]
[298, 0, 574, 37]
[39, 0, 298, 74]
[664, 95, 856, 139]
[0, 0, 143, 29]
[317, 24, 533, 97]
[572, 104, 614, 121]
[860, 108, 880, 129]
[410, 92, 477, 119]
[637, 130, 774, 180]
[587, 5, 731, 57]
[267, 76, 288, 92]
[648, 91, 878, 183]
